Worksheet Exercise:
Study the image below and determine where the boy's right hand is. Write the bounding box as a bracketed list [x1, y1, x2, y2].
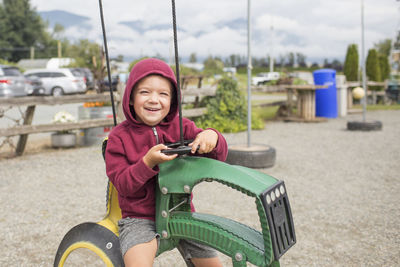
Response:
[143, 144, 178, 169]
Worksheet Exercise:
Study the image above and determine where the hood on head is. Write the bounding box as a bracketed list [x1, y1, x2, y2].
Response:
[122, 58, 179, 125]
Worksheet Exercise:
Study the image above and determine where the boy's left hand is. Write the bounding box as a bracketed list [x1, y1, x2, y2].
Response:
[189, 129, 218, 154]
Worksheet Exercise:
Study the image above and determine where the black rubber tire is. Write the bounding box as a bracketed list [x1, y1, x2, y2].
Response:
[54, 222, 124, 267]
[225, 144, 276, 169]
[347, 120, 382, 131]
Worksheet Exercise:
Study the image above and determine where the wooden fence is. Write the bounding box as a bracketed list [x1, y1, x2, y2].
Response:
[0, 84, 216, 156]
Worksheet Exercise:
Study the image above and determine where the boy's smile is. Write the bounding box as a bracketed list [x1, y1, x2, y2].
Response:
[130, 75, 173, 126]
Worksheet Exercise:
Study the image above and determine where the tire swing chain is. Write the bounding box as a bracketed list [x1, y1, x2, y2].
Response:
[98, 0, 117, 127]
[161, 0, 194, 156]
[171, 0, 184, 146]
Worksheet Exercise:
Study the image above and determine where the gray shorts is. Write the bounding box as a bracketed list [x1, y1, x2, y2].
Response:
[118, 217, 218, 260]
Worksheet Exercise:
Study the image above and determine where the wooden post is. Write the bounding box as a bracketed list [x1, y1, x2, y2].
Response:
[15, 105, 36, 156]
[57, 40, 62, 58]
[197, 76, 203, 88]
[30, 47, 35, 60]
[287, 88, 293, 117]
[117, 83, 125, 123]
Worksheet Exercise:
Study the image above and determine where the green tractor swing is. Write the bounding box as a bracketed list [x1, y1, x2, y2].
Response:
[54, 1, 296, 266]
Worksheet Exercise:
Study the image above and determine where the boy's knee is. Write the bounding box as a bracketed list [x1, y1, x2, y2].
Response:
[123, 238, 157, 267]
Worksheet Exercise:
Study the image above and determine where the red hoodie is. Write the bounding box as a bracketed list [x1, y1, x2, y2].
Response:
[105, 58, 228, 220]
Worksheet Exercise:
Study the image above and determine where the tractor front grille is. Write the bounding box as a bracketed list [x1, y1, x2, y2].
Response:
[260, 181, 296, 260]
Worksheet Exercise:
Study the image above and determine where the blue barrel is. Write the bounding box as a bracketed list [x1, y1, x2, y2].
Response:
[313, 69, 337, 118]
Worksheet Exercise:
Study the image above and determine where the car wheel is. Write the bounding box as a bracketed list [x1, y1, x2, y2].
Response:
[226, 144, 276, 168]
[52, 87, 64, 97]
[347, 120, 382, 131]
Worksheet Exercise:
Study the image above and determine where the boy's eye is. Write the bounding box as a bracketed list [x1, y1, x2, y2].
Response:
[161, 92, 170, 96]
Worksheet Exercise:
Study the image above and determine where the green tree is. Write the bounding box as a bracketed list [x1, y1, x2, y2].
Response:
[203, 56, 224, 76]
[286, 52, 295, 67]
[296, 52, 307, 67]
[378, 54, 390, 80]
[373, 39, 391, 80]
[331, 59, 343, 72]
[374, 39, 392, 57]
[343, 44, 359, 81]
[64, 39, 103, 68]
[189, 53, 197, 63]
[366, 48, 383, 91]
[366, 49, 381, 82]
[0, 0, 47, 62]
[394, 30, 400, 50]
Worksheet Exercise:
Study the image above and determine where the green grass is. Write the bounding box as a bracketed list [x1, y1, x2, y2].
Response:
[252, 105, 280, 121]
[352, 104, 400, 111]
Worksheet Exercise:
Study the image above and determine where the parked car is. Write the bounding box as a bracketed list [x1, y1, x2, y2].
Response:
[70, 67, 94, 89]
[386, 79, 399, 103]
[0, 65, 30, 97]
[251, 72, 280, 86]
[24, 75, 46, 95]
[24, 68, 87, 96]
[98, 74, 119, 92]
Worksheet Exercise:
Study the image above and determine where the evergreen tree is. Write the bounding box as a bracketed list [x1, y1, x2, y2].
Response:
[189, 53, 197, 63]
[378, 54, 390, 80]
[343, 44, 359, 81]
[296, 52, 307, 67]
[374, 39, 392, 57]
[366, 49, 381, 82]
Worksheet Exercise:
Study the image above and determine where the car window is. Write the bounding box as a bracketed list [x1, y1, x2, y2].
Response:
[70, 69, 84, 77]
[3, 68, 22, 76]
[51, 72, 67, 78]
[34, 72, 52, 78]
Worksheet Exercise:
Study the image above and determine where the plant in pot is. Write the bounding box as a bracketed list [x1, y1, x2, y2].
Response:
[51, 111, 77, 148]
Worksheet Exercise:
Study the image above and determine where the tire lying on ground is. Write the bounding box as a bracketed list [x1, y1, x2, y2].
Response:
[347, 120, 382, 131]
[226, 144, 276, 169]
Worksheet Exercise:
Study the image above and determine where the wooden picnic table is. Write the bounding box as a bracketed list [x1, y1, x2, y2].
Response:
[284, 84, 328, 122]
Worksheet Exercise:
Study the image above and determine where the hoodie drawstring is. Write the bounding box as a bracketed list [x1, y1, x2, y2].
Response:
[152, 127, 159, 144]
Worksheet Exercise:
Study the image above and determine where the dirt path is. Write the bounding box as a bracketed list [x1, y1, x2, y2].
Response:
[0, 110, 399, 266]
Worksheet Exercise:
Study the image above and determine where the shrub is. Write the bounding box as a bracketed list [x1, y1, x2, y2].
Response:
[194, 77, 264, 133]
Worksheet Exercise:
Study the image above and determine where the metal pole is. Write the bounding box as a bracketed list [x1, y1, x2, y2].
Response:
[247, 0, 252, 147]
[361, 0, 367, 122]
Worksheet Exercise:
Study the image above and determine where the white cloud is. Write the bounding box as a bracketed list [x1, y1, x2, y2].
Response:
[31, 0, 400, 62]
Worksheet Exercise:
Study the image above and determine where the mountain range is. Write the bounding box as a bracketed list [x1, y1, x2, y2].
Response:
[39, 10, 92, 30]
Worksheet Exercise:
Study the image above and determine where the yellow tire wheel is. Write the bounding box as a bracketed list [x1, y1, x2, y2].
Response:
[54, 222, 123, 267]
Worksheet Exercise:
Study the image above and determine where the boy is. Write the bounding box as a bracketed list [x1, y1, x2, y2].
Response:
[105, 58, 227, 267]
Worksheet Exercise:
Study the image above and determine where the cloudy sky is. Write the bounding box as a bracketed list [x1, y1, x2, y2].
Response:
[30, 0, 400, 63]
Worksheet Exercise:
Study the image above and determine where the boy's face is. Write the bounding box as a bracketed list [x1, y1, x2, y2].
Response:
[130, 75, 173, 126]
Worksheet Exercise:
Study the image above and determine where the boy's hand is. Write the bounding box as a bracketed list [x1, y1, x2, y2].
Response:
[143, 144, 178, 169]
[189, 129, 218, 154]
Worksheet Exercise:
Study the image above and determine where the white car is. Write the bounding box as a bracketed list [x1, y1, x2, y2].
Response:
[252, 72, 280, 86]
[24, 68, 87, 96]
[0, 65, 31, 97]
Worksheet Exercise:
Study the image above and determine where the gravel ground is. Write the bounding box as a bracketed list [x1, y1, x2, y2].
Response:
[0, 110, 399, 267]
